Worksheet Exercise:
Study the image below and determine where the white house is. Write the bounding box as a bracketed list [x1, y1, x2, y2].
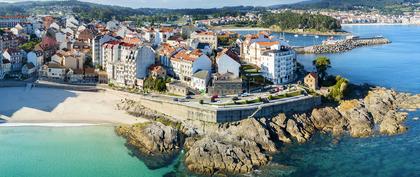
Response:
[1, 59, 11, 73]
[136, 45, 156, 79]
[106, 20, 120, 31]
[49, 22, 60, 31]
[190, 31, 218, 49]
[191, 70, 209, 91]
[169, 49, 212, 83]
[216, 48, 241, 78]
[27, 51, 44, 68]
[2, 48, 23, 71]
[42, 62, 66, 80]
[66, 15, 79, 29]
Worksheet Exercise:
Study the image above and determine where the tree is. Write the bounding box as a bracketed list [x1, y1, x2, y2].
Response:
[329, 76, 349, 101]
[312, 56, 331, 82]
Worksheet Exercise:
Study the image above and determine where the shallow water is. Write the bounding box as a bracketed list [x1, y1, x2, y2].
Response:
[0, 126, 175, 177]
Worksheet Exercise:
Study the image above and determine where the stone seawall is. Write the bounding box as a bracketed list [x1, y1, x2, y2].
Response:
[294, 37, 391, 54]
[137, 95, 322, 123]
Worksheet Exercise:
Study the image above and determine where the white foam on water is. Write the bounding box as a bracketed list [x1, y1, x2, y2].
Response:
[0, 123, 105, 127]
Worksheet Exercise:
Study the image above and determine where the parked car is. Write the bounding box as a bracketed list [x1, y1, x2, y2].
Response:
[211, 95, 219, 99]
[269, 88, 279, 94]
[185, 95, 192, 99]
[173, 98, 179, 102]
[241, 93, 250, 97]
[232, 96, 240, 101]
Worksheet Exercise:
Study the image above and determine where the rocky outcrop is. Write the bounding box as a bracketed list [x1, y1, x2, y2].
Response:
[116, 122, 181, 169]
[116, 98, 169, 120]
[185, 136, 270, 175]
[364, 88, 398, 123]
[338, 100, 374, 138]
[116, 87, 419, 176]
[183, 118, 275, 174]
[379, 110, 408, 135]
[116, 122, 180, 154]
[311, 107, 347, 136]
[398, 94, 420, 110]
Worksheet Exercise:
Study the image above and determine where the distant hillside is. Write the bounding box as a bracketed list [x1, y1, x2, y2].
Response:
[0, 0, 263, 21]
[275, 0, 420, 14]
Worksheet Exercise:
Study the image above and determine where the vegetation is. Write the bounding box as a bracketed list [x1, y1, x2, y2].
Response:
[155, 117, 182, 130]
[19, 38, 41, 52]
[328, 76, 349, 101]
[279, 0, 419, 15]
[217, 36, 238, 47]
[143, 76, 167, 92]
[84, 56, 93, 68]
[312, 56, 331, 82]
[260, 11, 341, 32]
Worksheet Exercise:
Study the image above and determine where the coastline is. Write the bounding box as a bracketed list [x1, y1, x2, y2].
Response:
[213, 26, 350, 36]
[342, 23, 420, 26]
[0, 87, 149, 126]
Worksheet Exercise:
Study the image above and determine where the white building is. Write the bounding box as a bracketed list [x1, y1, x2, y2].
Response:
[92, 34, 115, 66]
[241, 33, 296, 85]
[216, 48, 241, 78]
[190, 31, 218, 49]
[103, 41, 155, 87]
[168, 49, 212, 83]
[27, 51, 44, 68]
[260, 46, 296, 84]
[2, 48, 23, 71]
[191, 70, 209, 91]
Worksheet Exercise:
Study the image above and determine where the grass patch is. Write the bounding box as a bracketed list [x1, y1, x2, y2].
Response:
[155, 117, 182, 130]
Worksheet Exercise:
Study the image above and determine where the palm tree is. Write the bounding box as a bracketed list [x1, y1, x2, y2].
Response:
[312, 56, 331, 81]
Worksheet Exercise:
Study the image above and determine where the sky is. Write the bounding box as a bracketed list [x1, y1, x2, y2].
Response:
[0, 0, 306, 9]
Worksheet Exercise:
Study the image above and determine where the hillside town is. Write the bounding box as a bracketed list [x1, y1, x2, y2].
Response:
[0, 14, 308, 102]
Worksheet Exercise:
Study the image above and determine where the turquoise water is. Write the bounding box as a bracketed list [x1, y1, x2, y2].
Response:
[0, 126, 175, 177]
[0, 25, 419, 177]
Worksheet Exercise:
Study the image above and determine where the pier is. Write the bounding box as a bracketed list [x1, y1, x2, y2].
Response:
[293, 36, 391, 54]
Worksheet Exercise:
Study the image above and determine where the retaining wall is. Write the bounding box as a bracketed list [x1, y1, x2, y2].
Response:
[137, 95, 321, 123]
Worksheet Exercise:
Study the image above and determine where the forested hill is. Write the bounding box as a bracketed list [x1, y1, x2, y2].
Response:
[275, 0, 420, 14]
[0, 0, 262, 21]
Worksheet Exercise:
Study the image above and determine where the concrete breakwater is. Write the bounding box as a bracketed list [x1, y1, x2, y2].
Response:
[294, 37, 391, 54]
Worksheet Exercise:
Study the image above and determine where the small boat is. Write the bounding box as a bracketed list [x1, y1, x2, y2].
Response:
[294, 34, 298, 37]
[413, 117, 419, 121]
[303, 34, 307, 37]
[315, 35, 319, 38]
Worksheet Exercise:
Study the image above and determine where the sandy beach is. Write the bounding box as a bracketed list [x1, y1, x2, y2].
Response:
[0, 87, 148, 125]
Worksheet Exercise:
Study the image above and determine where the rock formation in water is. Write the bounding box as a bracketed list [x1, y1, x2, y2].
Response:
[184, 118, 274, 175]
[116, 87, 420, 175]
[115, 122, 181, 169]
[116, 122, 180, 154]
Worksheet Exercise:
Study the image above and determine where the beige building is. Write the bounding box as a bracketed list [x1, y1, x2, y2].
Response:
[304, 72, 319, 90]
[190, 31, 217, 49]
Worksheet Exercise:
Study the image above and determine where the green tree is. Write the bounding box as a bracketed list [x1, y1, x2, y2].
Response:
[329, 76, 349, 101]
[312, 56, 331, 82]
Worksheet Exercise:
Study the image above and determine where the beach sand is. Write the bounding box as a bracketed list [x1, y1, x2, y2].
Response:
[0, 87, 148, 125]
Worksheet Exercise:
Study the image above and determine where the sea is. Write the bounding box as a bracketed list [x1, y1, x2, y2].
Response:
[0, 25, 419, 177]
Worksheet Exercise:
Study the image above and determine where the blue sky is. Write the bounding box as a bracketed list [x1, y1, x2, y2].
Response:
[2, 0, 305, 9]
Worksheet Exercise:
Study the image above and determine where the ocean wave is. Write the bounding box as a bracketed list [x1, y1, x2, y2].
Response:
[0, 123, 105, 127]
